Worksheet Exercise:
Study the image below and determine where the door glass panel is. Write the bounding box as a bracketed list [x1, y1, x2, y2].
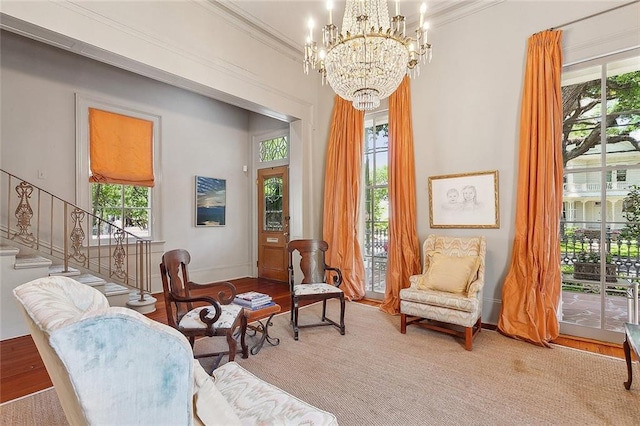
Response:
[363, 113, 389, 298]
[561, 170, 603, 330]
[561, 53, 640, 341]
[563, 65, 602, 170]
[263, 176, 283, 231]
[605, 57, 640, 166]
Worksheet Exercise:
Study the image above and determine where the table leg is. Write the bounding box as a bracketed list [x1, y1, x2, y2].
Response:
[249, 313, 281, 355]
[623, 337, 633, 390]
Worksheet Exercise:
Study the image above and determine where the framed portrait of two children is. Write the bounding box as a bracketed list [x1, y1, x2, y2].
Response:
[428, 170, 499, 229]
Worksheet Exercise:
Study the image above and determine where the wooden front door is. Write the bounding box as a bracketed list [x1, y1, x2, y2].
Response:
[257, 166, 289, 282]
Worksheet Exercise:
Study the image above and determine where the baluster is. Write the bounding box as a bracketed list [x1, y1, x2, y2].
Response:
[68, 207, 87, 266]
[11, 181, 36, 246]
[112, 228, 126, 280]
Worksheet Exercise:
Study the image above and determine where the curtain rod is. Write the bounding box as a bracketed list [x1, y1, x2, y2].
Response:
[548, 0, 639, 31]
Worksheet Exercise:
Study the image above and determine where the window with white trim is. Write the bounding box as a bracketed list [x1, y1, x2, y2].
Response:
[76, 94, 160, 241]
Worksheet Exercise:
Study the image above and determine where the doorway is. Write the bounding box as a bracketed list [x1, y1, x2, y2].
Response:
[257, 166, 289, 282]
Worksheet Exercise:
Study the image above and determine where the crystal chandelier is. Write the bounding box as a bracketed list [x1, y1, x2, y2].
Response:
[304, 0, 432, 111]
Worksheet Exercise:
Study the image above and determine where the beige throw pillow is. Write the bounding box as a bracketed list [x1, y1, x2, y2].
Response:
[418, 252, 480, 294]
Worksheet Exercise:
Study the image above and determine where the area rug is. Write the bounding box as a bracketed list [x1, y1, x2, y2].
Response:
[2, 301, 638, 425]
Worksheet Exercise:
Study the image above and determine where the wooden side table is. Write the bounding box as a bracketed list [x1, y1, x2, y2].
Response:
[623, 322, 640, 390]
[243, 303, 281, 355]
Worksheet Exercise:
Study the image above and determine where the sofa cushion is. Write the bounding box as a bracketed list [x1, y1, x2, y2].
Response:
[417, 252, 479, 294]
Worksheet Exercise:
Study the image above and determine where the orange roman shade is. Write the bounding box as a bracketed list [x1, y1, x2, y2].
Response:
[89, 108, 155, 187]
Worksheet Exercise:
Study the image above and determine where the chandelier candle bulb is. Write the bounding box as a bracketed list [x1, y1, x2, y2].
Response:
[395, 0, 400, 16]
[327, 0, 333, 25]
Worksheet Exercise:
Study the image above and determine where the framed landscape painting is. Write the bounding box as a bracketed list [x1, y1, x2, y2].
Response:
[428, 170, 499, 229]
[195, 176, 226, 227]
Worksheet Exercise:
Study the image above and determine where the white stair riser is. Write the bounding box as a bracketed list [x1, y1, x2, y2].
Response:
[106, 292, 130, 308]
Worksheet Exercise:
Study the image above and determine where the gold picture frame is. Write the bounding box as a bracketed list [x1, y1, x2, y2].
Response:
[428, 170, 499, 229]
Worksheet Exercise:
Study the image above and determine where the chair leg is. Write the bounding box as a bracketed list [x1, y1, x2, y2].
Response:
[322, 299, 327, 321]
[339, 294, 345, 335]
[400, 314, 407, 334]
[293, 298, 300, 341]
[226, 330, 238, 361]
[240, 315, 249, 359]
[464, 326, 473, 351]
[290, 294, 295, 324]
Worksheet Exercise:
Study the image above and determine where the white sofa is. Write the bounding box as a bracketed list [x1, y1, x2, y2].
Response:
[13, 276, 338, 425]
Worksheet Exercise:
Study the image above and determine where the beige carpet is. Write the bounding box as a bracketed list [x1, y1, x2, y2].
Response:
[2, 301, 638, 425]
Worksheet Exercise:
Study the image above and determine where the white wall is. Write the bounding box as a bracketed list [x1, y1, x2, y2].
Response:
[0, 31, 257, 290]
[0, 0, 322, 243]
[287, 1, 640, 325]
[1, 1, 638, 328]
[408, 0, 639, 323]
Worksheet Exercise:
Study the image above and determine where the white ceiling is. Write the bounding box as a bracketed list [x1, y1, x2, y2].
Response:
[217, 1, 502, 53]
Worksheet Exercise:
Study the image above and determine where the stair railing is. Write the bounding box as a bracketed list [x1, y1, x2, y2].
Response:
[1, 169, 151, 301]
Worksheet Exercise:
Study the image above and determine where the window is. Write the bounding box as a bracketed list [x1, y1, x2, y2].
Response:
[362, 112, 389, 298]
[617, 169, 627, 182]
[91, 183, 150, 238]
[560, 51, 640, 340]
[76, 94, 160, 241]
[259, 136, 288, 163]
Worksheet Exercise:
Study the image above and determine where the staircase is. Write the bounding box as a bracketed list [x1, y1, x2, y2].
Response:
[1, 169, 157, 341]
[1, 244, 152, 340]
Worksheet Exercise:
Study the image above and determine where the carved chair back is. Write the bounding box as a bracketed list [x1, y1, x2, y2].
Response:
[287, 239, 342, 287]
[160, 249, 195, 328]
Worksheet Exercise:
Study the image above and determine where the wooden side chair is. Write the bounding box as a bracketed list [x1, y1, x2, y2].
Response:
[159, 249, 248, 366]
[287, 239, 345, 340]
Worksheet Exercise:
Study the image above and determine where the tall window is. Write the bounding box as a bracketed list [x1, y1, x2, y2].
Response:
[362, 112, 389, 297]
[560, 51, 640, 340]
[76, 95, 159, 240]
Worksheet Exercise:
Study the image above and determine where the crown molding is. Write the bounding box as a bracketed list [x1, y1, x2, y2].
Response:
[427, 0, 505, 28]
[207, 1, 506, 56]
[201, 0, 302, 59]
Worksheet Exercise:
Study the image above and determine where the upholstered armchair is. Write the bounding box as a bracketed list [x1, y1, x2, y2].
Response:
[13, 276, 338, 425]
[400, 235, 487, 351]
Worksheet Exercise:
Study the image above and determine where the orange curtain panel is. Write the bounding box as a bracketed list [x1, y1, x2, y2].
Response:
[380, 77, 422, 314]
[498, 30, 564, 346]
[322, 96, 366, 300]
[89, 108, 155, 187]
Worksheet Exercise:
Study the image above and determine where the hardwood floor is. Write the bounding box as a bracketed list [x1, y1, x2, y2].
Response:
[0, 278, 626, 403]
